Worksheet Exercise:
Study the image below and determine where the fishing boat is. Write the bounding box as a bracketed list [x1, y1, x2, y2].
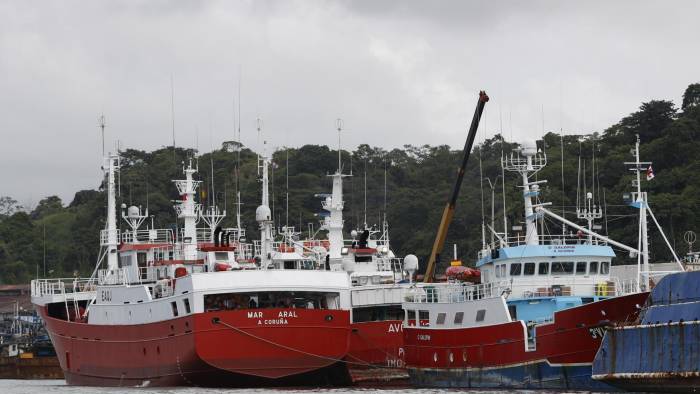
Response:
[590, 137, 695, 393]
[401, 138, 664, 390]
[30, 149, 354, 387]
[303, 136, 414, 383]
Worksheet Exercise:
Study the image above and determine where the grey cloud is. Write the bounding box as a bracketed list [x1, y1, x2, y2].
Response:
[0, 0, 698, 205]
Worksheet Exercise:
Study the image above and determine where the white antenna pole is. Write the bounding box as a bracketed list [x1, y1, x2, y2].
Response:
[363, 161, 367, 228]
[170, 74, 176, 160]
[286, 148, 289, 228]
[479, 147, 486, 249]
[98, 114, 106, 158]
[635, 135, 650, 290]
[336, 118, 343, 172]
[560, 128, 566, 235]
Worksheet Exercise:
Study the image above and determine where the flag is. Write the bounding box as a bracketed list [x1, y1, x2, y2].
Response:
[646, 165, 655, 181]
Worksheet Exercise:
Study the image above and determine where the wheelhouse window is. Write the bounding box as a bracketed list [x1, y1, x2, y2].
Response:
[436, 312, 446, 325]
[454, 311, 464, 324]
[601, 261, 610, 274]
[407, 310, 417, 326]
[183, 298, 191, 314]
[552, 261, 574, 275]
[576, 261, 587, 275]
[353, 305, 403, 323]
[171, 301, 179, 317]
[119, 255, 132, 268]
[589, 261, 599, 274]
[496, 264, 506, 277]
[137, 252, 147, 269]
[524, 262, 536, 276]
[538, 262, 549, 275]
[419, 310, 430, 324]
[510, 263, 522, 276]
[204, 291, 339, 312]
[214, 252, 229, 261]
[475, 309, 486, 322]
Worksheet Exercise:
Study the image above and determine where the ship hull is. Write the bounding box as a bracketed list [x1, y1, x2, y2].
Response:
[593, 323, 700, 392]
[592, 271, 700, 392]
[347, 320, 408, 385]
[36, 306, 351, 387]
[404, 292, 648, 390]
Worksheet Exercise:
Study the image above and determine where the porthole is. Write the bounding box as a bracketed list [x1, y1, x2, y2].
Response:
[449, 352, 454, 363]
[462, 351, 467, 362]
[433, 353, 438, 363]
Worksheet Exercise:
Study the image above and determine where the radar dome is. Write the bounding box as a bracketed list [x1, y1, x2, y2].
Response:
[521, 140, 538, 157]
[255, 205, 271, 222]
[127, 206, 140, 218]
[350, 230, 358, 238]
[404, 254, 419, 272]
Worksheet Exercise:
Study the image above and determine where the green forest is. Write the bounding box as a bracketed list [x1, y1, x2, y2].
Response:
[1, 83, 700, 284]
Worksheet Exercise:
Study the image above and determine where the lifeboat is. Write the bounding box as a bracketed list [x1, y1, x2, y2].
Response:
[445, 260, 480, 283]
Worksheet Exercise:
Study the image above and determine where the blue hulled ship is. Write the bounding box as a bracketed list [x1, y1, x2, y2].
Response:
[592, 269, 700, 392]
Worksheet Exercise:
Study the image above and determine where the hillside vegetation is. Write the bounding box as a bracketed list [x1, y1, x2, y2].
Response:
[1, 83, 699, 284]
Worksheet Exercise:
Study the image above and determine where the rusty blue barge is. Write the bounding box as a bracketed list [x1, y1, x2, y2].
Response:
[592, 270, 700, 392]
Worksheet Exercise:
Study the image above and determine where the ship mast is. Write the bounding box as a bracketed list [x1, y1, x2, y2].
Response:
[625, 135, 651, 290]
[104, 153, 120, 271]
[256, 118, 274, 268]
[503, 140, 546, 246]
[173, 159, 201, 260]
[323, 119, 350, 267]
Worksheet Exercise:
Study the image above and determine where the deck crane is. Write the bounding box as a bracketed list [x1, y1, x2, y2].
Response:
[423, 91, 489, 282]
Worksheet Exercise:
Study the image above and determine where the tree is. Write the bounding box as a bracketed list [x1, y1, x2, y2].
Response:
[31, 196, 64, 220]
[682, 83, 700, 110]
[0, 196, 22, 219]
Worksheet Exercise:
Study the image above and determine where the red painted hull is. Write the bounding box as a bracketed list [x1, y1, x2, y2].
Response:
[404, 293, 648, 371]
[36, 306, 351, 387]
[347, 320, 408, 384]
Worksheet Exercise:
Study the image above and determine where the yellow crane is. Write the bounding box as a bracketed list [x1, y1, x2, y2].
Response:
[423, 91, 489, 282]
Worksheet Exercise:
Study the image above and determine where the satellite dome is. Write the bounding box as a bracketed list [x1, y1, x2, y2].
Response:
[404, 254, 419, 272]
[521, 140, 538, 157]
[350, 230, 358, 238]
[255, 205, 271, 222]
[127, 206, 140, 219]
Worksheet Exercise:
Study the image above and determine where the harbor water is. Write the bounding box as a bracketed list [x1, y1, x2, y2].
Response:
[0, 379, 614, 394]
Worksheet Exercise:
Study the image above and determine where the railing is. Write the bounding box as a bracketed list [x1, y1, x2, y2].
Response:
[178, 227, 246, 244]
[231, 242, 253, 261]
[98, 268, 130, 285]
[121, 229, 173, 244]
[405, 281, 511, 304]
[31, 278, 96, 298]
[376, 257, 404, 273]
[480, 234, 609, 255]
[139, 266, 157, 282]
[99, 229, 120, 246]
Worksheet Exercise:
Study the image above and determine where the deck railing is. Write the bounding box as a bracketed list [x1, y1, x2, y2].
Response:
[405, 281, 511, 304]
[31, 278, 96, 298]
[121, 228, 173, 244]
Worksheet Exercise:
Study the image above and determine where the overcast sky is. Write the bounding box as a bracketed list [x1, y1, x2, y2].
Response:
[1, 0, 699, 206]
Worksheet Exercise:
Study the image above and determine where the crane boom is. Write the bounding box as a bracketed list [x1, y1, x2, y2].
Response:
[423, 91, 489, 282]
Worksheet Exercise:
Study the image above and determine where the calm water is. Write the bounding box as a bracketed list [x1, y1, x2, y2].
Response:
[0, 380, 599, 394]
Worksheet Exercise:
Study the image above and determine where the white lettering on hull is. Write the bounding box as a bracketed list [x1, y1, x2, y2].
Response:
[248, 310, 298, 325]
